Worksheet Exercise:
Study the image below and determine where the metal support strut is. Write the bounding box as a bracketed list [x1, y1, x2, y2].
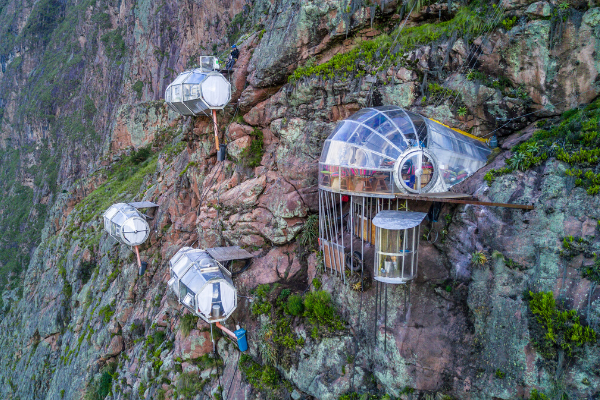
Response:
[215, 321, 237, 342]
[134, 245, 142, 268]
[212, 109, 220, 149]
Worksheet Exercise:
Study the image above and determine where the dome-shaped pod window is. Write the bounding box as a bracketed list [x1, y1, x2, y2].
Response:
[167, 248, 237, 323]
[103, 203, 150, 247]
[165, 65, 231, 116]
[319, 106, 491, 195]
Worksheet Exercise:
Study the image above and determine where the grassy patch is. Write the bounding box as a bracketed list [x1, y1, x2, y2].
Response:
[240, 128, 264, 168]
[83, 360, 117, 400]
[179, 314, 199, 337]
[239, 354, 293, 398]
[73, 152, 158, 224]
[485, 99, 600, 187]
[101, 29, 127, 61]
[132, 80, 144, 100]
[289, 3, 499, 83]
[526, 291, 596, 360]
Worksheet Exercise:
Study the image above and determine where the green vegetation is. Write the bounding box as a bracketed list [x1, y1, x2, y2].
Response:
[298, 214, 318, 248]
[303, 291, 345, 330]
[501, 16, 517, 31]
[471, 251, 487, 266]
[239, 354, 293, 398]
[252, 284, 345, 370]
[529, 389, 549, 400]
[101, 29, 127, 61]
[179, 314, 199, 337]
[21, 0, 64, 46]
[83, 361, 117, 400]
[240, 128, 264, 168]
[485, 100, 600, 188]
[98, 301, 115, 324]
[526, 291, 596, 359]
[72, 150, 158, 224]
[289, 3, 500, 83]
[91, 12, 111, 29]
[494, 369, 505, 379]
[176, 372, 209, 398]
[132, 81, 144, 100]
[285, 295, 304, 316]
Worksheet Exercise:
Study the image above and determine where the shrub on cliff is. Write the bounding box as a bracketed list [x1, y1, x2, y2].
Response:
[304, 290, 344, 330]
[286, 294, 304, 316]
[527, 291, 596, 359]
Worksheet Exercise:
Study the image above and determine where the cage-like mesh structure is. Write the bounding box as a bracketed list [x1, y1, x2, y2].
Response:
[319, 106, 491, 195]
[167, 247, 237, 323]
[372, 210, 427, 284]
[103, 203, 150, 246]
[165, 57, 231, 116]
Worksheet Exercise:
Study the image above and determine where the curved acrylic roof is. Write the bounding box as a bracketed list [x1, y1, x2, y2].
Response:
[319, 106, 491, 195]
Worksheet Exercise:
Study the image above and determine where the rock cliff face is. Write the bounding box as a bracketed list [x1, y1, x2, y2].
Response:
[0, 0, 600, 399]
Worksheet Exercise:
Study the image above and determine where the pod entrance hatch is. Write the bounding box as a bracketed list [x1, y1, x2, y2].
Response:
[394, 148, 437, 194]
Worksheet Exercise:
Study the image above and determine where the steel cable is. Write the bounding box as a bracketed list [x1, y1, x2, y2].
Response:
[427, 4, 506, 108]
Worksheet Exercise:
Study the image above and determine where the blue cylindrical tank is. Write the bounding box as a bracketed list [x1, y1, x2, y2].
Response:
[234, 327, 248, 352]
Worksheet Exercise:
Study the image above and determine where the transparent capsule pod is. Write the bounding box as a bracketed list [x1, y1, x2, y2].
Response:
[167, 247, 237, 323]
[164, 56, 231, 116]
[372, 210, 427, 284]
[103, 203, 150, 246]
[319, 106, 491, 196]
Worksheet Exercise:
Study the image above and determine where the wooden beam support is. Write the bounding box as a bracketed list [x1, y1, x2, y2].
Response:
[394, 194, 534, 210]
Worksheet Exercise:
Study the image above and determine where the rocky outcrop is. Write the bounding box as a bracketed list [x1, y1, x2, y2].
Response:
[1, 1, 600, 399]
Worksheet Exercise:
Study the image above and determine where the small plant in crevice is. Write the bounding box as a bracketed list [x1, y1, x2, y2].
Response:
[529, 389, 550, 400]
[239, 128, 264, 168]
[298, 214, 319, 249]
[471, 251, 488, 266]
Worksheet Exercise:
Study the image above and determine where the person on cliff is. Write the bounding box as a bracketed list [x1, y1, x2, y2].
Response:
[225, 45, 240, 70]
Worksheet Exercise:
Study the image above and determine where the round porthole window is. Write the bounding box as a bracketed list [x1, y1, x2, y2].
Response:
[393, 148, 438, 194]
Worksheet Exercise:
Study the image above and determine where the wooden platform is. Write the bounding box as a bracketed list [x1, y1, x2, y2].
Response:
[129, 201, 159, 209]
[395, 192, 534, 210]
[206, 246, 254, 262]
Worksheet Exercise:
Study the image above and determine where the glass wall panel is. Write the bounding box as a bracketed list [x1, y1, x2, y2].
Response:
[188, 99, 208, 114]
[348, 109, 375, 122]
[320, 141, 331, 163]
[172, 72, 190, 85]
[347, 125, 371, 146]
[329, 121, 356, 141]
[172, 85, 182, 102]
